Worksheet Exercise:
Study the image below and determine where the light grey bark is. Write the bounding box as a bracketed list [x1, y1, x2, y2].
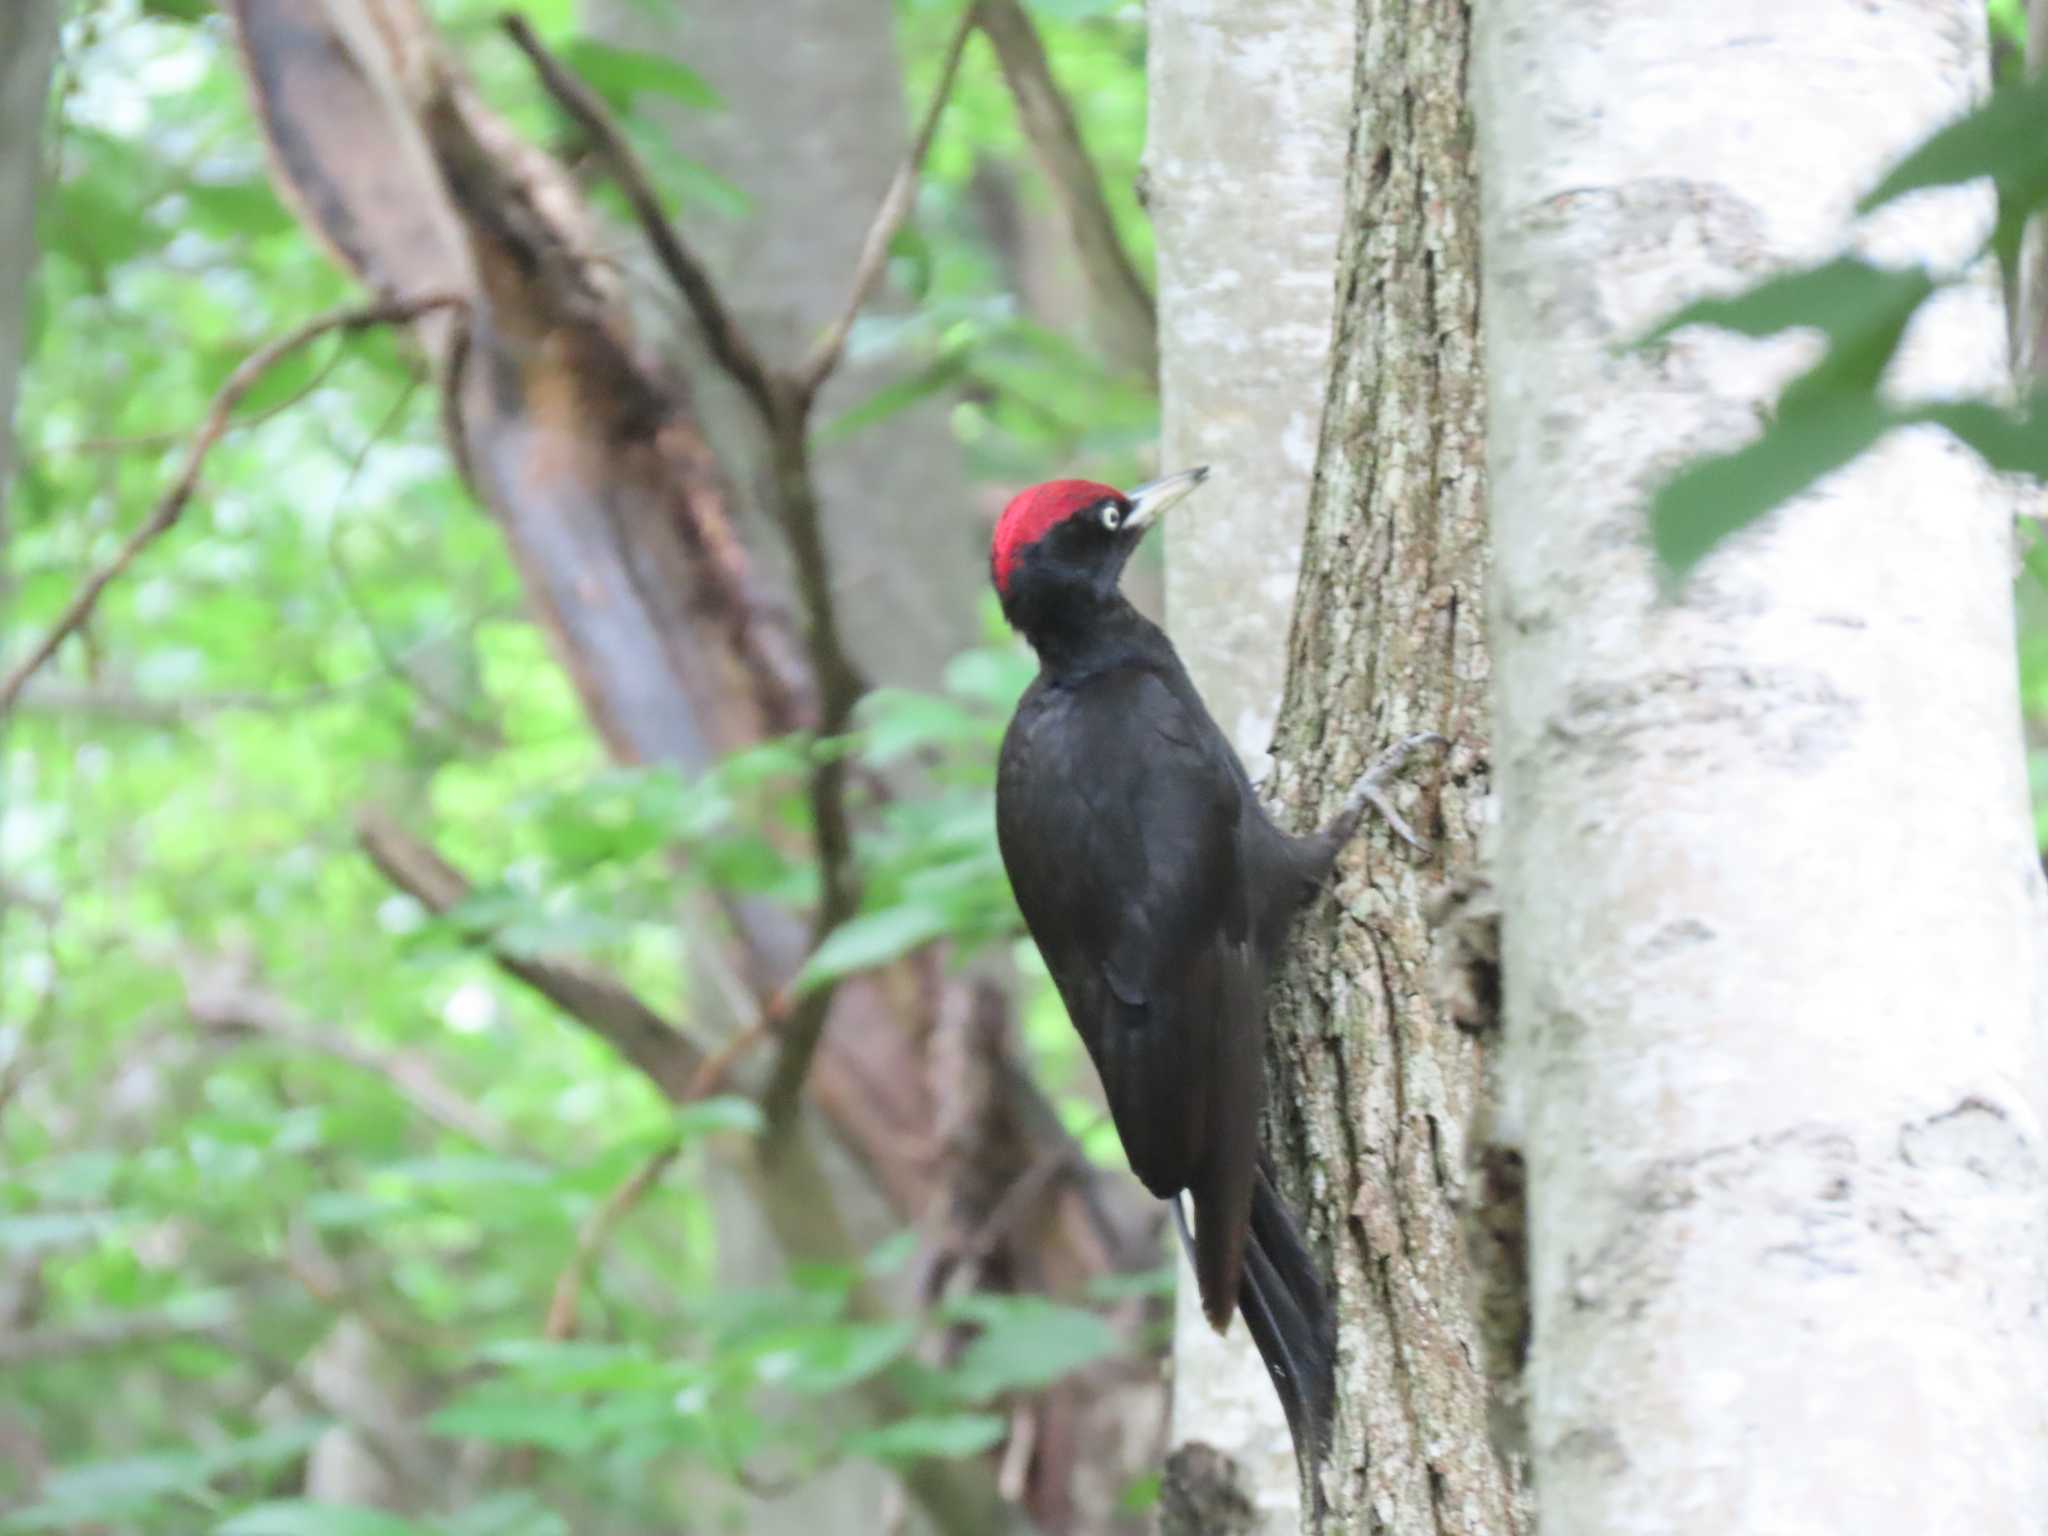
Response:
[1478, 3, 2048, 1532]
[591, 0, 984, 690]
[1261, 0, 1522, 1529]
[1147, 0, 1357, 1525]
[0, 3, 58, 521]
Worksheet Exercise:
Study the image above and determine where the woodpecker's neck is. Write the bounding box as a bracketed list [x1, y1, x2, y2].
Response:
[1006, 580, 1164, 682]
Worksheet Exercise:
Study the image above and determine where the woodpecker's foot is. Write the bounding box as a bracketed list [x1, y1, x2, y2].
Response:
[1337, 732, 1446, 851]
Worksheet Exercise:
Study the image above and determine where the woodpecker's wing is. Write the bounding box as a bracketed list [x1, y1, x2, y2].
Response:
[996, 665, 1265, 1235]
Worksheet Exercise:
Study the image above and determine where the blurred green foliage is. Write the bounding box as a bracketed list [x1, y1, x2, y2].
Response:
[1, 0, 1156, 1529]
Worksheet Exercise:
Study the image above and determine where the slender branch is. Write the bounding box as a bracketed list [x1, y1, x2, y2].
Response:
[0, 1305, 238, 1368]
[0, 293, 463, 716]
[183, 957, 516, 1153]
[541, 1018, 768, 1342]
[500, 12, 778, 421]
[62, 342, 350, 456]
[974, 0, 1157, 379]
[793, 3, 982, 399]
[355, 806, 708, 1102]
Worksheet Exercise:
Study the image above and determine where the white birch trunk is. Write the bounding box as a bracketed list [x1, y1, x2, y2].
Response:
[1146, 0, 1355, 1523]
[1477, 3, 2048, 1530]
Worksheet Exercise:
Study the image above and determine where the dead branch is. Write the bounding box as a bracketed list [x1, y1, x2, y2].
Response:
[0, 293, 463, 715]
[975, 0, 1157, 379]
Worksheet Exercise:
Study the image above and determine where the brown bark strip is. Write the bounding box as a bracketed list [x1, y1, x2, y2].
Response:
[1263, 0, 1525, 1530]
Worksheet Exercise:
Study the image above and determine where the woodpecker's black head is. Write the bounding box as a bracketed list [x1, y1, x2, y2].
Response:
[991, 468, 1210, 646]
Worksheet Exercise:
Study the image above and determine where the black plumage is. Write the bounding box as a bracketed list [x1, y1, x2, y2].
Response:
[989, 469, 1437, 1473]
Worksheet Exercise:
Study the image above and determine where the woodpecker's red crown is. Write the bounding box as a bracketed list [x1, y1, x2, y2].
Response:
[991, 479, 1122, 596]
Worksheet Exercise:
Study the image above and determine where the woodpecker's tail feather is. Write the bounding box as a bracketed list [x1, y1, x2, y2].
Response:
[1170, 1165, 1335, 1479]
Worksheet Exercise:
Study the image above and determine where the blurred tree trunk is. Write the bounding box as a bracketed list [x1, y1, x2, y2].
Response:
[0, 3, 57, 517]
[1480, 4, 2048, 1533]
[590, 0, 986, 689]
[1146, 0, 1356, 1525]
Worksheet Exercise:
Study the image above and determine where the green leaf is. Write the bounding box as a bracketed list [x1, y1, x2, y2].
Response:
[1649, 394, 1889, 582]
[1862, 72, 2048, 212]
[0, 1452, 207, 1531]
[941, 1295, 1120, 1400]
[2024, 520, 2048, 596]
[429, 1389, 606, 1454]
[184, 179, 297, 240]
[555, 39, 721, 110]
[1859, 73, 2048, 266]
[752, 1319, 916, 1394]
[216, 1502, 442, 1536]
[846, 1412, 1007, 1462]
[0, 1209, 117, 1253]
[856, 689, 992, 765]
[818, 353, 971, 444]
[1641, 258, 1931, 355]
[790, 904, 952, 995]
[671, 1094, 765, 1140]
[1913, 393, 2048, 478]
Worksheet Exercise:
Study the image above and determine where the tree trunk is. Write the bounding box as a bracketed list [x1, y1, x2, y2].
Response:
[590, 0, 986, 691]
[0, 2, 57, 514]
[1146, 0, 1357, 1524]
[1478, 4, 2048, 1532]
[1260, 0, 1522, 1529]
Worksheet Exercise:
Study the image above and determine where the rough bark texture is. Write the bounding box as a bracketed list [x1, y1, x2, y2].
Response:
[1147, 0, 1356, 1523]
[0, 2, 57, 512]
[1262, 1, 1521, 1531]
[1478, 4, 2048, 1532]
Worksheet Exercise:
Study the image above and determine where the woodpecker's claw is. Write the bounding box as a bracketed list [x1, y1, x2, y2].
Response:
[1340, 732, 1447, 851]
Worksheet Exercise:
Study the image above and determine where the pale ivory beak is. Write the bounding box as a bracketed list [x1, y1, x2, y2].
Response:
[1122, 465, 1211, 531]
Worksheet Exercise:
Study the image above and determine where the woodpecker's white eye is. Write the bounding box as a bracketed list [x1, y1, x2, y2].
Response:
[1100, 502, 1124, 531]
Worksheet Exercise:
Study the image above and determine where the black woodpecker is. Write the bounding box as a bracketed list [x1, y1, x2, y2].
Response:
[991, 469, 1439, 1471]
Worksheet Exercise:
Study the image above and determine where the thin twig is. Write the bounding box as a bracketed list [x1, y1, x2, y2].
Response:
[539, 1017, 768, 1340]
[62, 342, 352, 456]
[793, 3, 982, 400]
[184, 956, 516, 1153]
[324, 376, 504, 749]
[0, 1305, 239, 1369]
[974, 0, 1157, 379]
[355, 806, 709, 1103]
[0, 293, 463, 715]
[500, 12, 778, 421]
